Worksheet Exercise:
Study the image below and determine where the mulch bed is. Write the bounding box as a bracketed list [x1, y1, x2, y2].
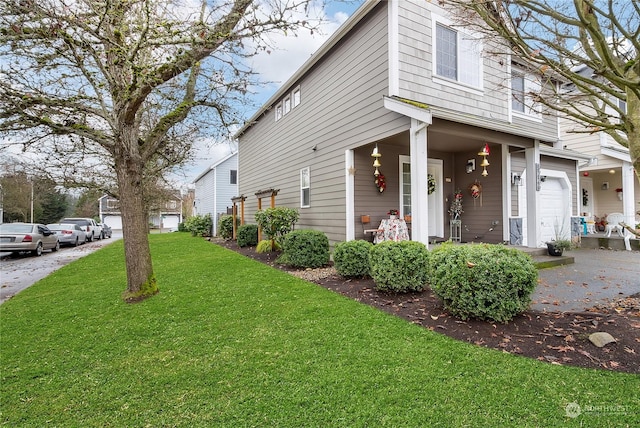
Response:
[213, 238, 639, 374]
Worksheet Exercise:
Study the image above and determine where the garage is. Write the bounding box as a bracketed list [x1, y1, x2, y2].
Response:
[103, 215, 122, 230]
[538, 176, 571, 245]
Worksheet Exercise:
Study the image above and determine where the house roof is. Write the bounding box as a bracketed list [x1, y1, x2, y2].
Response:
[192, 151, 238, 183]
[234, 0, 381, 138]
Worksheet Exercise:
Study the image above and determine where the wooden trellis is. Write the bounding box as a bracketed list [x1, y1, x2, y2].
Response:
[231, 195, 246, 240]
[255, 188, 279, 242]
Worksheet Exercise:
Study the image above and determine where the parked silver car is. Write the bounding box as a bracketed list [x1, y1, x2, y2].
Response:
[0, 223, 60, 256]
[99, 223, 112, 238]
[47, 223, 88, 247]
[59, 218, 102, 242]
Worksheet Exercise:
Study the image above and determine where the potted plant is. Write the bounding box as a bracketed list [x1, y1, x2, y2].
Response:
[546, 239, 572, 256]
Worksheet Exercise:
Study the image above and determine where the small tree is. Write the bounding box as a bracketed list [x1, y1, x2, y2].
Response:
[255, 207, 299, 251]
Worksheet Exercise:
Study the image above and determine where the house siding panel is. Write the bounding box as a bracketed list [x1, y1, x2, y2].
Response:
[239, 3, 410, 244]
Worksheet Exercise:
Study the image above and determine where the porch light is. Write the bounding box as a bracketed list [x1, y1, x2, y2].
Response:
[371, 144, 382, 176]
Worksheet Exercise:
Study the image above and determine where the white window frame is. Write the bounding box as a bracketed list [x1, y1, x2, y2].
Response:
[432, 16, 483, 92]
[511, 65, 542, 121]
[292, 86, 301, 108]
[275, 103, 283, 121]
[300, 167, 310, 208]
[283, 96, 291, 115]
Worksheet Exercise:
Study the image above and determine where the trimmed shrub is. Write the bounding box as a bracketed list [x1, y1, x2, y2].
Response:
[333, 240, 373, 278]
[183, 214, 213, 237]
[281, 229, 329, 268]
[369, 241, 429, 293]
[256, 239, 281, 253]
[217, 215, 235, 240]
[428, 242, 537, 323]
[254, 207, 299, 245]
[237, 224, 259, 247]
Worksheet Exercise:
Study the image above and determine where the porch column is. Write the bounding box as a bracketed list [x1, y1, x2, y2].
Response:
[410, 118, 429, 247]
[621, 161, 636, 228]
[525, 142, 540, 247]
[345, 149, 355, 241]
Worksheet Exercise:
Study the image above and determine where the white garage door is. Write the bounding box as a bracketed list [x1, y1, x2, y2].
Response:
[103, 215, 122, 230]
[539, 177, 570, 245]
[162, 215, 180, 230]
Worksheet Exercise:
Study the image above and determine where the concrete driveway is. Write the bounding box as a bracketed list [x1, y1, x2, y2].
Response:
[532, 248, 640, 312]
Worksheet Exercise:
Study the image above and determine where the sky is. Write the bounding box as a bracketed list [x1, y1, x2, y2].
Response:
[180, 0, 364, 186]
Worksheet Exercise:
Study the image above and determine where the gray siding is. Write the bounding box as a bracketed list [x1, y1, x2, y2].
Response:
[510, 151, 526, 216]
[395, 1, 558, 143]
[239, 3, 409, 244]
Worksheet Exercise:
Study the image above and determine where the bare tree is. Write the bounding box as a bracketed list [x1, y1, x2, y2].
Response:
[0, 0, 322, 301]
[447, 0, 639, 184]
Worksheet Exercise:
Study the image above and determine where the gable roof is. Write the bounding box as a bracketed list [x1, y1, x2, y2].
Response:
[192, 151, 238, 183]
[235, 0, 381, 138]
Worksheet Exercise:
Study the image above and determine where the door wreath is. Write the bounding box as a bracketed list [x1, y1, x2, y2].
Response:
[427, 174, 436, 195]
[469, 180, 482, 206]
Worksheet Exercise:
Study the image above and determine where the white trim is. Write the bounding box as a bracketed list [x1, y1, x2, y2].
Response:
[383, 96, 432, 123]
[502, 147, 511, 242]
[388, 0, 399, 96]
[431, 14, 483, 91]
[345, 150, 355, 241]
[300, 167, 310, 208]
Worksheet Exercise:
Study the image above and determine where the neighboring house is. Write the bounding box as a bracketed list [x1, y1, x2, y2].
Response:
[235, 0, 589, 249]
[99, 194, 183, 231]
[559, 68, 639, 230]
[193, 152, 238, 236]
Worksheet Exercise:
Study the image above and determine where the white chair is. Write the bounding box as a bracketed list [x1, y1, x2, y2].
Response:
[605, 212, 625, 237]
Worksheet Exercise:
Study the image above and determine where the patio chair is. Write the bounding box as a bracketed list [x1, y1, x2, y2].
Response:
[605, 212, 625, 237]
[361, 215, 381, 242]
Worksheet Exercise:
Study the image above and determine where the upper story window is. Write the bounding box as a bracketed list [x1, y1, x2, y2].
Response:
[275, 86, 301, 121]
[292, 87, 301, 107]
[106, 199, 119, 210]
[166, 200, 177, 210]
[300, 167, 310, 208]
[511, 71, 525, 113]
[511, 65, 541, 119]
[433, 19, 482, 89]
[618, 97, 626, 114]
[230, 169, 237, 185]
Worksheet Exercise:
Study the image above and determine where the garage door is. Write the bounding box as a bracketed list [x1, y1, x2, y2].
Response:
[103, 215, 122, 230]
[162, 215, 180, 230]
[539, 177, 570, 245]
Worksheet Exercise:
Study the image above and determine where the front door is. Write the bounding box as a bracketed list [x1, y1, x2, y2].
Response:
[400, 156, 444, 238]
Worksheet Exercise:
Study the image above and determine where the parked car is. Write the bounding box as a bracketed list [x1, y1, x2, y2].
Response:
[99, 223, 112, 238]
[47, 223, 88, 247]
[0, 223, 60, 256]
[59, 218, 102, 242]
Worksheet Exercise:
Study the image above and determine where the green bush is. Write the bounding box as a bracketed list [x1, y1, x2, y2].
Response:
[217, 215, 236, 240]
[237, 224, 259, 247]
[333, 240, 373, 278]
[256, 239, 281, 253]
[183, 214, 213, 237]
[281, 229, 329, 268]
[369, 241, 429, 293]
[428, 242, 537, 323]
[255, 207, 299, 245]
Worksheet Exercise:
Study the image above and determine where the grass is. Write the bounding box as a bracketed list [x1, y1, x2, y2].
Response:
[1, 233, 638, 427]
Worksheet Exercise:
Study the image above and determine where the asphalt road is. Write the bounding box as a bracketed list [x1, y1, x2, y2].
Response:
[0, 232, 122, 304]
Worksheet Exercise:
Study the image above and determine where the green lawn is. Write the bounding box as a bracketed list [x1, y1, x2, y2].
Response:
[1, 233, 637, 427]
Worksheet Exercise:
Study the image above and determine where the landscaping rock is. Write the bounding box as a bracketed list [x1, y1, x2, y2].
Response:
[588, 332, 616, 348]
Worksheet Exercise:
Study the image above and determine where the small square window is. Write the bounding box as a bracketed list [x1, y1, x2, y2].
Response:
[275, 103, 283, 121]
[230, 169, 237, 185]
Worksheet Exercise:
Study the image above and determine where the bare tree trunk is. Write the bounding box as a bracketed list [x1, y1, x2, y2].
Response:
[115, 140, 157, 303]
